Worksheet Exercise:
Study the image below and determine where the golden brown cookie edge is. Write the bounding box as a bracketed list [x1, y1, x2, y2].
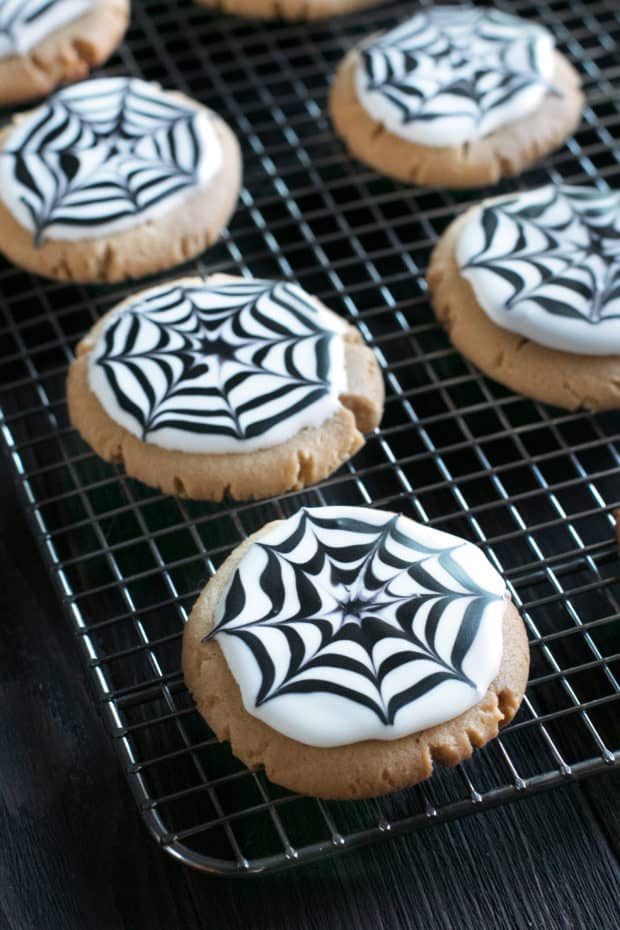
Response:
[182, 522, 530, 800]
[0, 99, 242, 283]
[67, 275, 385, 500]
[194, 0, 380, 22]
[427, 205, 620, 411]
[329, 47, 584, 188]
[0, 0, 129, 105]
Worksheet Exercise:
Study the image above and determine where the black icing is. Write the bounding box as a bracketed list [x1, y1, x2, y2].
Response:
[463, 185, 620, 324]
[207, 509, 502, 724]
[94, 279, 340, 443]
[360, 6, 551, 132]
[4, 77, 208, 244]
[0, 0, 65, 52]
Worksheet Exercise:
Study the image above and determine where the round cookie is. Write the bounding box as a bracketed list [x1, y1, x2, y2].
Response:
[0, 77, 241, 283]
[0, 0, 129, 105]
[183, 506, 529, 799]
[427, 185, 620, 411]
[67, 275, 384, 500]
[330, 7, 584, 188]
[195, 0, 380, 22]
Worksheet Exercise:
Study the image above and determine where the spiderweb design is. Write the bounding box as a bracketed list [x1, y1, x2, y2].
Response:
[92, 278, 344, 450]
[461, 185, 620, 325]
[359, 7, 552, 141]
[3, 77, 214, 243]
[208, 509, 505, 726]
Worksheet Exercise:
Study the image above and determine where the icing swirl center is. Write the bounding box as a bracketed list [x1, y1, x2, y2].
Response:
[208, 506, 506, 747]
[88, 278, 348, 454]
[355, 6, 555, 147]
[0, 77, 221, 242]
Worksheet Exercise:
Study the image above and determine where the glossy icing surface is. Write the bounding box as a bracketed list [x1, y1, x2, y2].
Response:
[89, 278, 348, 454]
[457, 185, 620, 355]
[0, 77, 221, 242]
[208, 506, 506, 747]
[355, 6, 555, 147]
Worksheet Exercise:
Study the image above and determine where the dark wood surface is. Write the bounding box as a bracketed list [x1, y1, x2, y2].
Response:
[1, 449, 619, 930]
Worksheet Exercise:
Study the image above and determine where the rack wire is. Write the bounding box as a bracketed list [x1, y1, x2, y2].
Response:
[1, 0, 619, 876]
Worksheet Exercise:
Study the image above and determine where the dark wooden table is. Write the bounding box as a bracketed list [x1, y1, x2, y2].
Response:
[1, 449, 619, 930]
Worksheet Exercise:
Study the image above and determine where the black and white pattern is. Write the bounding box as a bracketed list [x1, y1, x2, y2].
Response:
[89, 278, 347, 454]
[457, 185, 620, 355]
[208, 507, 505, 747]
[0, 0, 94, 58]
[0, 77, 220, 243]
[355, 6, 555, 147]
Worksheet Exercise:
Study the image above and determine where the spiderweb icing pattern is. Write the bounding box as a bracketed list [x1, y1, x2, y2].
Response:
[208, 507, 506, 746]
[89, 278, 347, 454]
[355, 6, 555, 147]
[457, 185, 620, 355]
[0, 77, 220, 242]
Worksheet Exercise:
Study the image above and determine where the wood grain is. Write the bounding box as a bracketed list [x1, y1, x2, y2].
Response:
[1, 452, 619, 930]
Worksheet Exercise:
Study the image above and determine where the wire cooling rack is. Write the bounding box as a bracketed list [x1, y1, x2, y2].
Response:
[1, 0, 620, 876]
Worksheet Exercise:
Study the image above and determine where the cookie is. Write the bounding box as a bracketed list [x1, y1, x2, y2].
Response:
[183, 506, 529, 799]
[67, 275, 384, 500]
[0, 77, 241, 283]
[330, 7, 584, 188]
[195, 0, 380, 22]
[427, 185, 620, 411]
[0, 0, 129, 105]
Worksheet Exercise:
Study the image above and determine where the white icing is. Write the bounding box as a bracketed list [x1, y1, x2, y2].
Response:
[88, 278, 349, 454]
[0, 0, 95, 59]
[456, 185, 620, 356]
[209, 506, 506, 748]
[0, 77, 222, 242]
[355, 6, 555, 147]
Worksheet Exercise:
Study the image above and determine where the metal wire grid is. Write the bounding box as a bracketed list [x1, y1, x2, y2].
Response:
[1, 0, 620, 875]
